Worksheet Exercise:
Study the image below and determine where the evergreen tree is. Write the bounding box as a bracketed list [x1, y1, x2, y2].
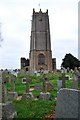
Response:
[61, 53, 80, 70]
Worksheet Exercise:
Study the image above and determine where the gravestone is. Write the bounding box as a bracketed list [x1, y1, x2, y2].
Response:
[78, 76, 80, 88]
[71, 80, 78, 89]
[65, 75, 71, 80]
[34, 84, 42, 92]
[22, 75, 34, 100]
[57, 79, 62, 90]
[36, 73, 40, 76]
[0, 71, 17, 119]
[55, 88, 80, 118]
[58, 74, 70, 90]
[22, 78, 26, 84]
[39, 75, 52, 100]
[71, 68, 80, 89]
[18, 69, 27, 76]
[78, 67, 80, 84]
[61, 71, 66, 88]
[8, 74, 18, 101]
[57, 71, 66, 90]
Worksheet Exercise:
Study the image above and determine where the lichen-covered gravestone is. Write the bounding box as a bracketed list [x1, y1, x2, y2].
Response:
[0, 71, 17, 119]
[8, 74, 18, 101]
[55, 88, 80, 118]
[39, 75, 52, 100]
[22, 75, 34, 100]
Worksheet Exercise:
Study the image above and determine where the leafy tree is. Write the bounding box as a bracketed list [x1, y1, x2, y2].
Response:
[61, 53, 80, 70]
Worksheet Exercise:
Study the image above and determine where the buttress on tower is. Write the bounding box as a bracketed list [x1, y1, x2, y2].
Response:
[21, 9, 56, 72]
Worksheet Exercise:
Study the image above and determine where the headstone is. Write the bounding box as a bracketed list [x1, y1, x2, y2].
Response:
[55, 88, 80, 118]
[22, 78, 26, 84]
[39, 92, 51, 100]
[18, 69, 26, 76]
[57, 72, 66, 90]
[0, 71, 17, 119]
[65, 75, 70, 80]
[10, 75, 16, 92]
[61, 72, 66, 88]
[22, 75, 34, 100]
[8, 74, 18, 101]
[34, 84, 42, 92]
[39, 75, 52, 100]
[78, 68, 80, 89]
[78, 76, 80, 85]
[36, 73, 40, 76]
[71, 68, 80, 89]
[45, 81, 53, 92]
[2, 70, 9, 83]
[57, 80, 62, 90]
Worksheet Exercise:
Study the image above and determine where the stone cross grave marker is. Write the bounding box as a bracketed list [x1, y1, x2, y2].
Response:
[40, 74, 53, 92]
[39, 74, 51, 100]
[10, 74, 16, 92]
[22, 75, 34, 100]
[42, 74, 48, 93]
[26, 75, 32, 93]
[8, 74, 18, 101]
[61, 70, 66, 88]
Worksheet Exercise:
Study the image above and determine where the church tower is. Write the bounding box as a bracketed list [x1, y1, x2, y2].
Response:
[29, 9, 53, 72]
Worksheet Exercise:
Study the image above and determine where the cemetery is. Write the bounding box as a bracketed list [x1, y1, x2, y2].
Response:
[0, 68, 80, 119]
[0, 7, 80, 119]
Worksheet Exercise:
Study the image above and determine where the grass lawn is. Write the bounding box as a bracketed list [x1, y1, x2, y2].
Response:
[13, 100, 56, 118]
[6, 72, 74, 118]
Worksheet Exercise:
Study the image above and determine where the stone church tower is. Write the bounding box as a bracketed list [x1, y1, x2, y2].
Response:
[29, 9, 53, 72]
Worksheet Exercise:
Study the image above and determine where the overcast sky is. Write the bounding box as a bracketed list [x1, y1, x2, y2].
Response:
[0, 0, 79, 69]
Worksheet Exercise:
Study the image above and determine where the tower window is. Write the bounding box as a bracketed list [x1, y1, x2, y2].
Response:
[38, 54, 45, 65]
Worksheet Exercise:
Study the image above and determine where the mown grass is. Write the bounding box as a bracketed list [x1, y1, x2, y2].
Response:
[13, 100, 56, 118]
[6, 72, 74, 118]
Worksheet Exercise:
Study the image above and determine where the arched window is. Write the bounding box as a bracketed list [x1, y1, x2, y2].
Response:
[38, 54, 45, 65]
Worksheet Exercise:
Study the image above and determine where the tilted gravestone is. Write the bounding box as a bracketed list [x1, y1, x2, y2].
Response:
[39, 75, 52, 100]
[22, 75, 34, 100]
[0, 71, 17, 119]
[8, 74, 18, 101]
[55, 88, 80, 119]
